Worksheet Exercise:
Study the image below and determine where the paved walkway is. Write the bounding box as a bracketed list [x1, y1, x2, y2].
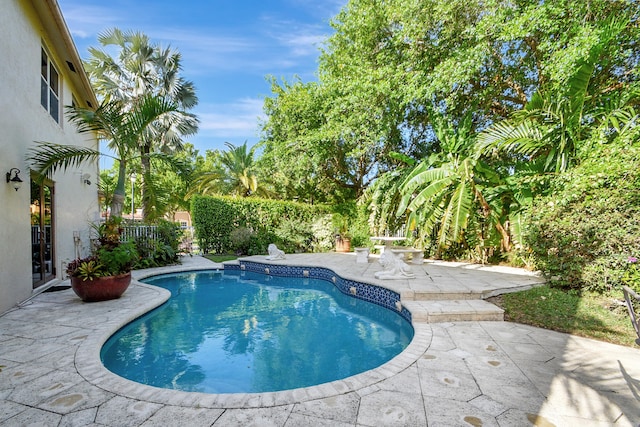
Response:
[1, 254, 639, 426]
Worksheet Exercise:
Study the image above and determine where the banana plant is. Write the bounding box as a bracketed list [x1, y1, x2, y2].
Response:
[396, 112, 510, 254]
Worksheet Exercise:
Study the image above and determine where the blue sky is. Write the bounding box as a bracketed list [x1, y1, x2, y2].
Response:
[57, 0, 346, 162]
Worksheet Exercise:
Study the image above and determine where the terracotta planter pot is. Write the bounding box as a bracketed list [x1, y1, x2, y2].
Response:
[335, 236, 351, 253]
[70, 272, 132, 302]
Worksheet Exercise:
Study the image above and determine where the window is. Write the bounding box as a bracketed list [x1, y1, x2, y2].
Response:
[41, 48, 60, 123]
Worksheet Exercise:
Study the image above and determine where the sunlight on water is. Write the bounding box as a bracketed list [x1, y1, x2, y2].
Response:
[101, 270, 414, 393]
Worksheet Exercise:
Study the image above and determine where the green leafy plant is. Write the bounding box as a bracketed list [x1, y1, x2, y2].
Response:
[622, 257, 640, 293]
[229, 227, 254, 255]
[525, 143, 640, 292]
[191, 195, 330, 254]
[66, 218, 139, 280]
[75, 259, 105, 281]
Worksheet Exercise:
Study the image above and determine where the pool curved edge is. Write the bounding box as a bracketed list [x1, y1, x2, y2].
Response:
[75, 262, 433, 409]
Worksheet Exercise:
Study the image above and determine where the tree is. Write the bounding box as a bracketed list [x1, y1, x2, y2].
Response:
[189, 142, 266, 197]
[28, 95, 179, 218]
[85, 28, 199, 221]
[478, 17, 634, 173]
[219, 142, 260, 197]
[259, 0, 639, 204]
[259, 78, 349, 203]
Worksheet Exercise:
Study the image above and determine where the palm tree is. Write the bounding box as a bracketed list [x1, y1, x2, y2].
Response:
[85, 28, 199, 220]
[220, 142, 260, 197]
[189, 142, 262, 197]
[28, 95, 179, 218]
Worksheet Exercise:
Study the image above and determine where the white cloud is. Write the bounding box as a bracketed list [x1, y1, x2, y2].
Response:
[59, 4, 121, 40]
[196, 98, 265, 139]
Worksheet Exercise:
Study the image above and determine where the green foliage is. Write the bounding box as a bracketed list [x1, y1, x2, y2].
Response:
[621, 257, 640, 293]
[310, 215, 335, 252]
[66, 218, 140, 279]
[259, 0, 639, 205]
[74, 259, 105, 281]
[190, 142, 267, 198]
[191, 195, 331, 254]
[229, 227, 254, 255]
[97, 241, 139, 276]
[525, 144, 640, 292]
[27, 95, 180, 218]
[86, 28, 199, 221]
[191, 196, 235, 254]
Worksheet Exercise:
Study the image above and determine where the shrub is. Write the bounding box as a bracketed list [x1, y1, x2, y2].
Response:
[229, 227, 254, 255]
[524, 143, 640, 292]
[310, 215, 335, 252]
[191, 196, 331, 254]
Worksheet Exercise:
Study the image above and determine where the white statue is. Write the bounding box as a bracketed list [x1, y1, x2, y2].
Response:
[374, 251, 415, 280]
[265, 243, 286, 260]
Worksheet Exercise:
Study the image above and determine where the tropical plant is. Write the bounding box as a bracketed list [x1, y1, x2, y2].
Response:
[477, 17, 631, 174]
[364, 152, 416, 236]
[396, 112, 510, 257]
[28, 95, 180, 218]
[525, 142, 640, 292]
[85, 28, 199, 221]
[220, 141, 260, 196]
[190, 141, 264, 197]
[66, 217, 139, 279]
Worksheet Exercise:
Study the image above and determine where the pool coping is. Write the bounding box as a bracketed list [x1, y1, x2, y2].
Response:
[74, 261, 432, 409]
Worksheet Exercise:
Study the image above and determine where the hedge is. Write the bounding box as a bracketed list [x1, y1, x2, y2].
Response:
[191, 195, 333, 255]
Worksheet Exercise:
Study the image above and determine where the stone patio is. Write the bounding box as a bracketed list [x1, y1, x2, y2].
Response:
[0, 254, 638, 426]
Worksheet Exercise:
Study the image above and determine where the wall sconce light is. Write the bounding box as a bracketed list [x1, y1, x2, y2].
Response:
[81, 173, 91, 186]
[6, 168, 23, 191]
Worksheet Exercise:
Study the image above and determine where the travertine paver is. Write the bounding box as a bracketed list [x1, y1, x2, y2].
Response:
[0, 254, 639, 426]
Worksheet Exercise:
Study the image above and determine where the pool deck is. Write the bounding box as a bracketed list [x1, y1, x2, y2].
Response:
[1, 253, 639, 426]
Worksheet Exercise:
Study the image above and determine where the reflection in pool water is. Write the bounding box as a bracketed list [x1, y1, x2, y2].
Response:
[101, 270, 414, 393]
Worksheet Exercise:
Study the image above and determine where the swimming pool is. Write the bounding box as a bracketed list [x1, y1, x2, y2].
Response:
[101, 269, 414, 393]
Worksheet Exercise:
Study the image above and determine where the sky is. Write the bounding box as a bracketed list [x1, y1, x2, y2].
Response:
[56, 0, 347, 166]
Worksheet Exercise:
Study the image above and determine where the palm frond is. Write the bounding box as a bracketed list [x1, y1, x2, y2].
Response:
[478, 120, 544, 158]
[27, 143, 102, 179]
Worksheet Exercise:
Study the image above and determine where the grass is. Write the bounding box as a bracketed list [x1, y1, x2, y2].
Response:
[203, 254, 238, 263]
[489, 285, 638, 347]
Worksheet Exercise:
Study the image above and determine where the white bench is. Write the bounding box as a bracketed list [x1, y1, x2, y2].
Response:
[390, 247, 424, 265]
[354, 247, 370, 263]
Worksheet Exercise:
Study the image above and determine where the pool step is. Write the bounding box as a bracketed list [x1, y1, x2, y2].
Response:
[406, 283, 539, 302]
[403, 299, 504, 323]
[407, 291, 484, 301]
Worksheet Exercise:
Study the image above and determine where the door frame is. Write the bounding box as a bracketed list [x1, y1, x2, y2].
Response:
[31, 176, 56, 288]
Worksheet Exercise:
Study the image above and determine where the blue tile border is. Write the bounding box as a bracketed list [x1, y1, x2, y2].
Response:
[229, 260, 412, 323]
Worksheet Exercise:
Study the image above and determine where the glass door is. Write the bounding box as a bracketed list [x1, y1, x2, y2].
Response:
[31, 179, 55, 288]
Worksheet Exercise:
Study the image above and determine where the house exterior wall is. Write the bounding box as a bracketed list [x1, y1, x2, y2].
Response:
[0, 0, 99, 314]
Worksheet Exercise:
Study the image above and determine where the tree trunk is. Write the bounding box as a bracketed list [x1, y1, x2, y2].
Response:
[110, 161, 127, 219]
[141, 144, 151, 222]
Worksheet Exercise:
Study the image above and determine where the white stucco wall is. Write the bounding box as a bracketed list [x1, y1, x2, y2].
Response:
[0, 0, 99, 314]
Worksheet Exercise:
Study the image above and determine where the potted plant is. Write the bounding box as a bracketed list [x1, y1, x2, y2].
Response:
[67, 218, 139, 302]
[332, 213, 352, 253]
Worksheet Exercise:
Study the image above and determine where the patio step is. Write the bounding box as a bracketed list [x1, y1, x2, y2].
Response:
[407, 283, 541, 302]
[403, 299, 504, 323]
[409, 291, 484, 301]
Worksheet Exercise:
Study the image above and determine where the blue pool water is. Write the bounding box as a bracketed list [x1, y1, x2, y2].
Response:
[101, 269, 414, 393]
